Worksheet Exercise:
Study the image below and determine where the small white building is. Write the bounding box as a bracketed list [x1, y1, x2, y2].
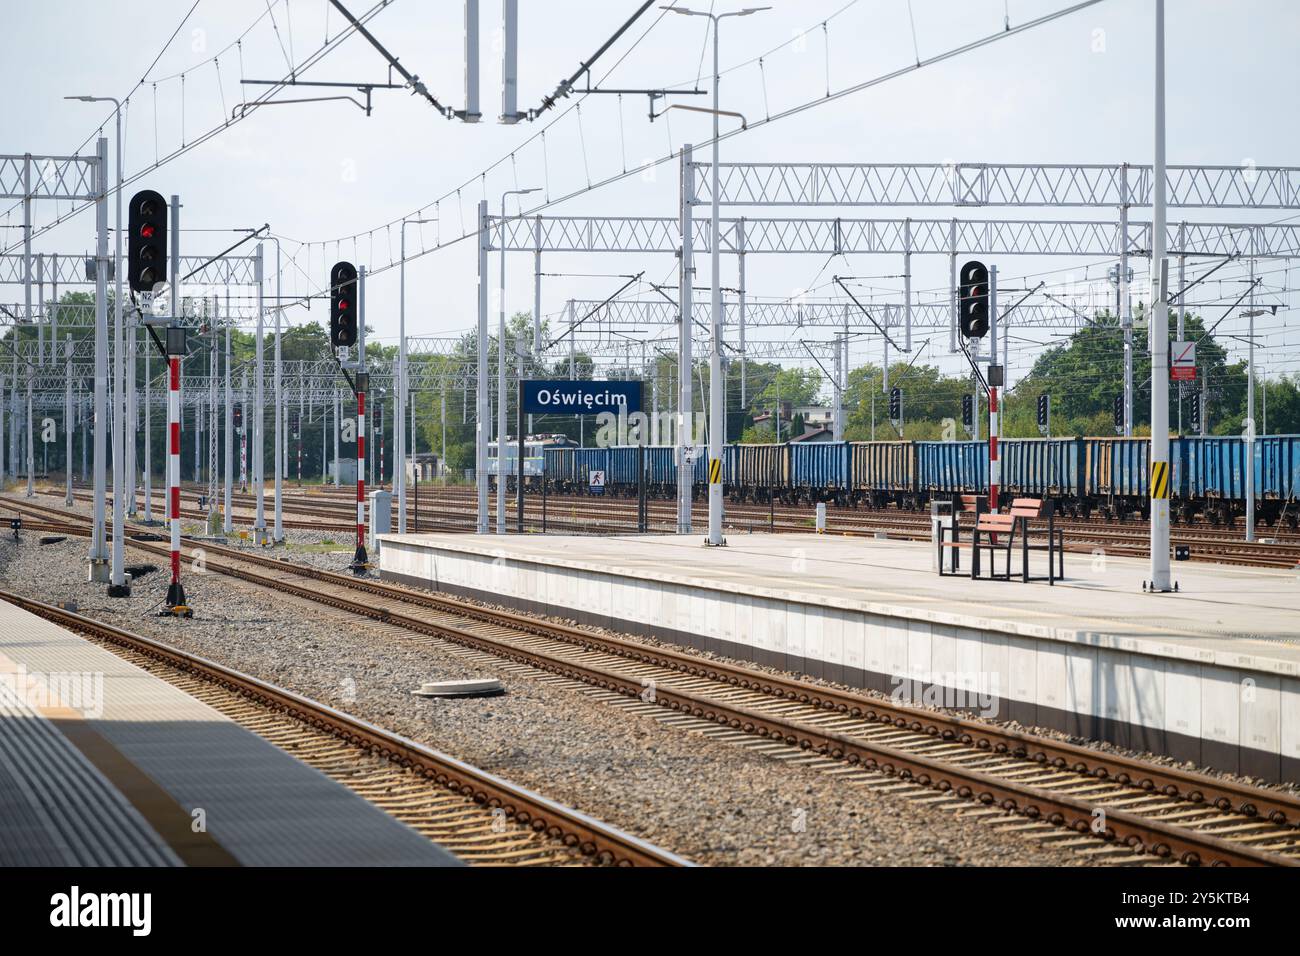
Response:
[330, 458, 358, 486]
[404, 453, 442, 483]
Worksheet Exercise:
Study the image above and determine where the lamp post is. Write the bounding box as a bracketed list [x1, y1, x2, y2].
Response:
[398, 215, 437, 534]
[67, 94, 127, 594]
[663, 5, 769, 547]
[498, 187, 539, 534]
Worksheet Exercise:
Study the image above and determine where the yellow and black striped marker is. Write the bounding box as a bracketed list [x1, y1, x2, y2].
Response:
[1150, 460, 1170, 499]
[708, 458, 722, 485]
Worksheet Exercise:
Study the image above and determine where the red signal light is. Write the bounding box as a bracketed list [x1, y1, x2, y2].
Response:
[140, 223, 156, 239]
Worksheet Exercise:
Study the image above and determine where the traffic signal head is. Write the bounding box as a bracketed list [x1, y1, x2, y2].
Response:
[889, 386, 901, 420]
[330, 261, 359, 348]
[1037, 393, 1049, 428]
[127, 190, 168, 293]
[961, 393, 973, 428]
[1113, 394, 1124, 430]
[958, 259, 989, 339]
[1189, 396, 1201, 431]
[233, 405, 243, 431]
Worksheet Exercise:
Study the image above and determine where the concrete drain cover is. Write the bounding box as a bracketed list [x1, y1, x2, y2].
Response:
[413, 678, 505, 698]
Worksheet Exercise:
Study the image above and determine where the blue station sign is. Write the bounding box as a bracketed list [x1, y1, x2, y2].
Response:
[522, 379, 643, 416]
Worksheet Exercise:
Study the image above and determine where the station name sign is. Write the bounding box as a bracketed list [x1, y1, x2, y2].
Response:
[522, 379, 643, 416]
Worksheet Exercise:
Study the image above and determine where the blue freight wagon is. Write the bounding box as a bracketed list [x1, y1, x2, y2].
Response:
[727, 443, 789, 502]
[605, 446, 643, 494]
[915, 441, 987, 497]
[641, 445, 679, 496]
[999, 438, 1085, 508]
[543, 446, 575, 491]
[789, 441, 851, 502]
[1258, 435, 1300, 500]
[1084, 437, 1149, 518]
[1182, 436, 1246, 523]
[849, 441, 916, 508]
[572, 448, 609, 493]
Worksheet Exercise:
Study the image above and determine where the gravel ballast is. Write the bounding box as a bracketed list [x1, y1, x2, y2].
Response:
[0, 505, 1093, 866]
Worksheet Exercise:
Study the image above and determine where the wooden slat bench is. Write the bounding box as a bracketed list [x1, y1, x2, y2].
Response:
[936, 495, 992, 577]
[1008, 497, 1065, 585]
[970, 511, 1017, 581]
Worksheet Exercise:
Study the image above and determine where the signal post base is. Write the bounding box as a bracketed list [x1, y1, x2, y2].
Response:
[106, 583, 131, 599]
[162, 582, 193, 618]
[87, 559, 110, 584]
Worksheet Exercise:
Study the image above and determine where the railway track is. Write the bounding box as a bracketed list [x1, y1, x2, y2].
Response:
[40, 483, 1300, 568]
[216, 486, 1300, 569]
[5, 493, 1299, 867]
[0, 585, 686, 868]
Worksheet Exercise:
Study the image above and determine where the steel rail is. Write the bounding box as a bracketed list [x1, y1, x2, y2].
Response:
[0, 585, 688, 869]
[5, 493, 1300, 864]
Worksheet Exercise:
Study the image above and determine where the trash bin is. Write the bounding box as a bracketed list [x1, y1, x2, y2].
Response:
[931, 499, 956, 571]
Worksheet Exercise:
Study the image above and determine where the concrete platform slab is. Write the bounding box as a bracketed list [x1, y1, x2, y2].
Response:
[381, 531, 1300, 783]
[0, 599, 460, 867]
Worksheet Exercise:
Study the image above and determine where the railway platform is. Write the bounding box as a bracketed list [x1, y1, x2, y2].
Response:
[0, 598, 459, 867]
[380, 531, 1300, 784]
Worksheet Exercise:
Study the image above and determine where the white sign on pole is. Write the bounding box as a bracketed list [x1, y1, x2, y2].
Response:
[1171, 340, 1196, 381]
[588, 470, 605, 494]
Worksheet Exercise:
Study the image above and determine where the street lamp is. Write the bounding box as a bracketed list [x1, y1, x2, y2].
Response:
[398, 215, 437, 534]
[662, 6, 769, 547]
[499, 187, 539, 534]
[66, 94, 127, 594]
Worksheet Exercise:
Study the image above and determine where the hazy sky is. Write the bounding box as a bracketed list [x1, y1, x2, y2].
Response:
[4, 0, 1297, 389]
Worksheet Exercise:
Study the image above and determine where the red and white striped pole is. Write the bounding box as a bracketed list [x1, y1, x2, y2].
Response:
[352, 373, 368, 568]
[164, 328, 189, 614]
[988, 386, 1000, 512]
[988, 264, 1000, 515]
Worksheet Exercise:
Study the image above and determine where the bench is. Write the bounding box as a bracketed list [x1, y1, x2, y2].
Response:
[970, 511, 1018, 581]
[937, 496, 1064, 584]
[936, 495, 990, 577]
[1008, 497, 1064, 585]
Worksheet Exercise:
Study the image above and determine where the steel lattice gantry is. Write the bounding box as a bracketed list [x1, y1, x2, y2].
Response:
[491, 214, 1300, 259]
[560, 297, 1125, 330]
[690, 162, 1300, 209]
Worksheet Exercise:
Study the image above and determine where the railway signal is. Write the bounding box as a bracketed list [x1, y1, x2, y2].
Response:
[889, 386, 902, 422]
[127, 189, 167, 293]
[1113, 394, 1124, 434]
[958, 260, 990, 339]
[1188, 394, 1201, 433]
[330, 261, 359, 348]
[961, 394, 973, 436]
[1037, 393, 1050, 436]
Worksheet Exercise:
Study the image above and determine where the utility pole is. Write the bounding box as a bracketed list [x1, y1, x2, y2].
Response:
[1148, 0, 1172, 592]
[272, 241, 284, 544]
[107, 114, 127, 596]
[678, 146, 694, 534]
[476, 199, 489, 534]
[64, 335, 73, 506]
[1246, 254, 1258, 545]
[254, 243, 267, 544]
[499, 187, 539, 533]
[224, 312, 233, 534]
